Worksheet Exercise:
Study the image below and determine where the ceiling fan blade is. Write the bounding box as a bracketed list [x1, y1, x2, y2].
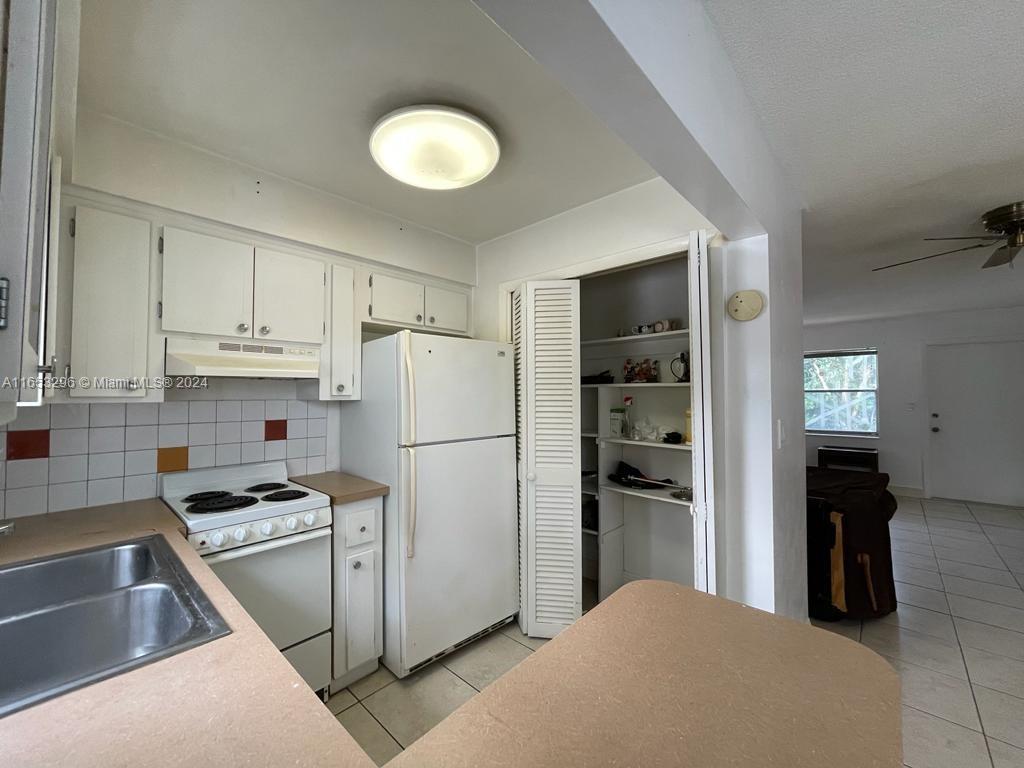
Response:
[923, 236, 1004, 241]
[872, 243, 995, 272]
[982, 245, 1021, 269]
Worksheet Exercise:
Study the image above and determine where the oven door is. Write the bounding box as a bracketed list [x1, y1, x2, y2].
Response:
[204, 528, 331, 651]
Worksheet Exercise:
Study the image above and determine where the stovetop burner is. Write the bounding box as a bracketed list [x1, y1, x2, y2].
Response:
[186, 495, 259, 513]
[262, 489, 309, 502]
[244, 482, 288, 493]
[182, 490, 230, 503]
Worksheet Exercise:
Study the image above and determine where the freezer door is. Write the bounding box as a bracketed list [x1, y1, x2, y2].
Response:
[399, 437, 518, 672]
[399, 332, 515, 445]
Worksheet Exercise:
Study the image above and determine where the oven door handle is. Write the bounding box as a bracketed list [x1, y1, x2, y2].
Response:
[203, 527, 331, 565]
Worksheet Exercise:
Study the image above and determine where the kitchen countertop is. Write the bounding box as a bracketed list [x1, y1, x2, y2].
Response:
[0, 499, 374, 768]
[291, 472, 389, 505]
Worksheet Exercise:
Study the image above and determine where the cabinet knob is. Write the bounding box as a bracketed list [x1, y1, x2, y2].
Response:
[359, 525, 367, 533]
[336, 384, 345, 393]
[415, 314, 423, 323]
[259, 325, 271, 335]
[353, 561, 362, 570]
[237, 323, 249, 333]
[429, 316, 436, 324]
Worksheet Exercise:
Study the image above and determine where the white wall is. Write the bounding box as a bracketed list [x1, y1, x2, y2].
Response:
[804, 305, 1024, 495]
[73, 109, 476, 285]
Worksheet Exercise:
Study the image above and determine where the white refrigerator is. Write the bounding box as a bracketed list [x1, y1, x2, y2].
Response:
[340, 331, 518, 678]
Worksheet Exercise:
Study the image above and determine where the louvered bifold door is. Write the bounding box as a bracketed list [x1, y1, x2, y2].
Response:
[514, 281, 581, 638]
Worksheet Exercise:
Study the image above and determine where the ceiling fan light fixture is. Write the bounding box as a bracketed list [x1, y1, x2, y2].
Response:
[369, 106, 500, 190]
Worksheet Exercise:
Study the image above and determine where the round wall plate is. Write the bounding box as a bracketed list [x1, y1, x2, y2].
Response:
[727, 290, 764, 321]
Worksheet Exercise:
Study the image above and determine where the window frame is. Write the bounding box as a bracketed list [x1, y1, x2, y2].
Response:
[803, 348, 879, 437]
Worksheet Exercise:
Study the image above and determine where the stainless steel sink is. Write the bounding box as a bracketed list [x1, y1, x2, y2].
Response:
[0, 535, 230, 717]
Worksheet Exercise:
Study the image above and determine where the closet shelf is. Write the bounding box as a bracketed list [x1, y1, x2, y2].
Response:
[581, 431, 598, 438]
[581, 329, 689, 346]
[600, 437, 692, 452]
[599, 483, 694, 509]
[582, 528, 599, 537]
[581, 478, 599, 496]
[580, 382, 691, 389]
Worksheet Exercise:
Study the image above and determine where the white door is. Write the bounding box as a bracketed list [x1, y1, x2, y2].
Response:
[253, 247, 325, 344]
[400, 332, 515, 445]
[69, 207, 150, 398]
[927, 341, 1024, 506]
[424, 286, 469, 333]
[345, 549, 376, 670]
[399, 437, 518, 672]
[162, 227, 254, 338]
[329, 263, 355, 397]
[370, 274, 424, 326]
[513, 281, 581, 638]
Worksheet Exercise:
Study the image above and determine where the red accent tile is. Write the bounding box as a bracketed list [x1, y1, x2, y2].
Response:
[7, 429, 50, 460]
[264, 419, 287, 441]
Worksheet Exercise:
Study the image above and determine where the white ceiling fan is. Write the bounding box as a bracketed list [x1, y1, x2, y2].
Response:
[873, 201, 1024, 272]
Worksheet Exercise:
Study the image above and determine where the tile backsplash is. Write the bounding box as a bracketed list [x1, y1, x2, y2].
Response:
[0, 395, 340, 519]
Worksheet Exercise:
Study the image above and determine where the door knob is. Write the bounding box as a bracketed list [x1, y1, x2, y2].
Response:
[353, 561, 362, 570]
[259, 325, 271, 335]
[931, 427, 940, 433]
[429, 316, 436, 324]
[415, 314, 423, 323]
[237, 323, 249, 333]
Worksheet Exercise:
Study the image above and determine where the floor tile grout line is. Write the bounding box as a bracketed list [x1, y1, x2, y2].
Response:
[355, 701, 406, 753]
[972, 502, 1024, 593]
[439, 663, 482, 694]
[948, 599, 997, 767]
[901, 702, 984, 737]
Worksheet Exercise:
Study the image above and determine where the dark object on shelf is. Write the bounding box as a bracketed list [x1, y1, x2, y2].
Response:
[582, 498, 599, 531]
[670, 351, 690, 383]
[671, 487, 693, 502]
[582, 470, 598, 479]
[607, 461, 675, 491]
[818, 445, 879, 473]
[662, 431, 683, 445]
[623, 358, 660, 383]
[806, 466, 898, 621]
[581, 370, 615, 384]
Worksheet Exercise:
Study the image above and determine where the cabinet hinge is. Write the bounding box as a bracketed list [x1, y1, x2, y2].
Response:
[157, 301, 163, 319]
[69, 218, 76, 237]
[368, 304, 372, 317]
[368, 275, 373, 288]
[324, 272, 327, 286]
[323, 321, 326, 336]
[158, 236, 164, 254]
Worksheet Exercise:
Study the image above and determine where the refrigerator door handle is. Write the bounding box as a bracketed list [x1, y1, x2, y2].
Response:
[403, 331, 417, 446]
[404, 446, 417, 558]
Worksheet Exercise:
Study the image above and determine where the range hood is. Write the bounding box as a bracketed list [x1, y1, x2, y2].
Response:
[165, 338, 320, 379]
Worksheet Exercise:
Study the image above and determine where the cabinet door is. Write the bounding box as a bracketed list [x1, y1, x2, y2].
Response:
[69, 207, 150, 398]
[254, 248, 325, 344]
[370, 273, 424, 326]
[425, 286, 469, 333]
[330, 264, 355, 396]
[162, 227, 254, 338]
[345, 549, 376, 670]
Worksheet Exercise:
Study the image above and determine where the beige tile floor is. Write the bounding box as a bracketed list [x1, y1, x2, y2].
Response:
[326, 622, 546, 766]
[814, 496, 1024, 768]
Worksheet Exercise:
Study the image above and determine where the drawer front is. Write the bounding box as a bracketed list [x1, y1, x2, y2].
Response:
[282, 632, 332, 691]
[344, 506, 376, 547]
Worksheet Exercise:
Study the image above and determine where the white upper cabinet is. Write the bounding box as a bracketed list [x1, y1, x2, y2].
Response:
[329, 263, 356, 397]
[162, 227, 254, 338]
[370, 273, 424, 326]
[69, 207, 151, 398]
[253, 248, 325, 344]
[425, 286, 469, 333]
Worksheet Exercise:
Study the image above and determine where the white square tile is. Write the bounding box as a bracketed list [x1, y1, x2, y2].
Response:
[89, 452, 125, 480]
[125, 403, 159, 426]
[954, 618, 1024, 662]
[265, 400, 287, 420]
[949, 594, 1024, 634]
[975, 685, 1024, 750]
[307, 437, 326, 457]
[241, 421, 264, 442]
[48, 481, 87, 513]
[287, 400, 307, 419]
[216, 422, 241, 444]
[887, 657, 980, 730]
[287, 419, 307, 439]
[287, 438, 307, 458]
[0, 462, 5, 490]
[989, 738, 1024, 767]
[123, 473, 157, 501]
[89, 427, 125, 454]
[50, 404, 89, 429]
[89, 403, 126, 427]
[159, 402, 189, 424]
[125, 425, 158, 451]
[307, 418, 327, 438]
[861, 623, 967, 679]
[942, 575, 1024, 610]
[216, 400, 241, 422]
[240, 442, 265, 464]
[158, 424, 188, 448]
[188, 401, 217, 423]
[306, 401, 327, 419]
[361, 664, 476, 748]
[902, 705, 990, 768]
[48, 454, 87, 484]
[124, 449, 157, 476]
[264, 441, 286, 460]
[5, 486, 48, 518]
[286, 457, 307, 476]
[963, 647, 1024, 699]
[188, 423, 215, 446]
[188, 444, 216, 469]
[896, 582, 950, 613]
[215, 443, 241, 466]
[305, 455, 326, 474]
[6, 458, 49, 489]
[50, 428, 89, 456]
[87, 477, 123, 506]
[241, 400, 265, 421]
[10, 404, 50, 430]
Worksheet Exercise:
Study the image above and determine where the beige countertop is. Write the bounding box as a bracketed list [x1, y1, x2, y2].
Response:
[291, 472, 389, 505]
[0, 499, 374, 768]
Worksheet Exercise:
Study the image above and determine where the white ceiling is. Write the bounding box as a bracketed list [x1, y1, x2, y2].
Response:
[703, 0, 1024, 323]
[77, 0, 656, 244]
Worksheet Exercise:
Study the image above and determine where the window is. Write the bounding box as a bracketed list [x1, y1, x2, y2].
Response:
[804, 349, 878, 435]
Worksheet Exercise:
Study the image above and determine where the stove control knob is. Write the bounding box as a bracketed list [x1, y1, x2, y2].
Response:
[233, 527, 249, 543]
[260, 521, 275, 536]
[285, 517, 299, 531]
[210, 531, 227, 548]
[303, 512, 317, 527]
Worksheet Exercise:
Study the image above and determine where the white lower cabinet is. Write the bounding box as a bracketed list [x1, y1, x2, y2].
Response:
[332, 497, 384, 687]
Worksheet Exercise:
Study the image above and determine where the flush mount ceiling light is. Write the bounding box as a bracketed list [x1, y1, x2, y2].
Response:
[369, 105, 500, 190]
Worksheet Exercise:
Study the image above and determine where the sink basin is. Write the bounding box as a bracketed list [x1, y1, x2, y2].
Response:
[0, 535, 230, 718]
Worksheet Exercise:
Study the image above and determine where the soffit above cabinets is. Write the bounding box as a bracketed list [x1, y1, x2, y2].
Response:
[76, 0, 657, 244]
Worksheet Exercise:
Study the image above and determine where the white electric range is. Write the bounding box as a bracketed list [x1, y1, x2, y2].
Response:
[160, 461, 334, 691]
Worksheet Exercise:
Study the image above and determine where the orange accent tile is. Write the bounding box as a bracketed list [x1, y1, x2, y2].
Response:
[7, 429, 50, 460]
[157, 446, 189, 473]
